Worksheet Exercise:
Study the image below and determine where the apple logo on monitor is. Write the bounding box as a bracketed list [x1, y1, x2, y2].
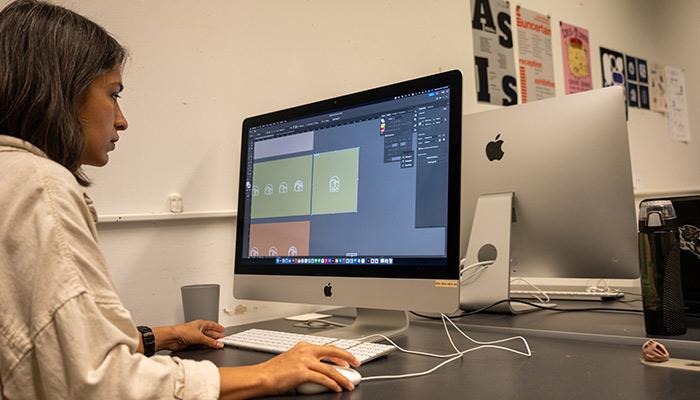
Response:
[486, 134, 505, 161]
[324, 283, 333, 297]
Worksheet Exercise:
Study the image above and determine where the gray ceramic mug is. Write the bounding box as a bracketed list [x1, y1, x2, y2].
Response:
[181, 284, 220, 323]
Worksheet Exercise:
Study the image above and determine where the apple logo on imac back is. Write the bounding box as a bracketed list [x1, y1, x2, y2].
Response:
[486, 134, 505, 161]
[323, 283, 333, 297]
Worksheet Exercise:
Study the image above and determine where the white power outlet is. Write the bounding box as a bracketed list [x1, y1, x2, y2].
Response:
[168, 193, 184, 213]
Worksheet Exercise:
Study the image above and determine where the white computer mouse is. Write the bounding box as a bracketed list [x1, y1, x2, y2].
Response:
[296, 365, 362, 395]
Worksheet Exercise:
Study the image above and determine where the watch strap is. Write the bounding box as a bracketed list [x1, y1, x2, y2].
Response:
[137, 325, 156, 357]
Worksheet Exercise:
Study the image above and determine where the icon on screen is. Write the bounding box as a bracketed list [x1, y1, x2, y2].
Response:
[329, 176, 341, 193]
[294, 180, 304, 192]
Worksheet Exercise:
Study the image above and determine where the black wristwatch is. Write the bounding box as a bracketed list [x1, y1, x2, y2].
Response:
[137, 326, 156, 357]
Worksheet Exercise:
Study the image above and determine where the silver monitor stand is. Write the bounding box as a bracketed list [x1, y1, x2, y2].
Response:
[316, 308, 409, 341]
[459, 192, 555, 314]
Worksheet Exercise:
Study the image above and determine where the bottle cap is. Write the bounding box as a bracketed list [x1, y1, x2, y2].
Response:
[639, 200, 678, 231]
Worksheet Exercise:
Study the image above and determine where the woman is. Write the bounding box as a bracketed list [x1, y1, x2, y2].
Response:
[0, 1, 359, 398]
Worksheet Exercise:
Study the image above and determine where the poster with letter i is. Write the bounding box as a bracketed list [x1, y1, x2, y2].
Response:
[470, 0, 518, 106]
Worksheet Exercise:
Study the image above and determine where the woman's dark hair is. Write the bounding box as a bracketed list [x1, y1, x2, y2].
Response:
[0, 0, 127, 186]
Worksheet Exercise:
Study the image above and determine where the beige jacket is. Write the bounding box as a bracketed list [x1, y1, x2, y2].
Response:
[0, 136, 220, 399]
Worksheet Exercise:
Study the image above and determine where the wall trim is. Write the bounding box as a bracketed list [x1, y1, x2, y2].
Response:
[97, 210, 237, 224]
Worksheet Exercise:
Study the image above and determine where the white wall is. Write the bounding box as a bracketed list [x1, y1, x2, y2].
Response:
[5, 0, 698, 326]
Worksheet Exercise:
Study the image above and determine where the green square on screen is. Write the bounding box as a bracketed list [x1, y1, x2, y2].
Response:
[312, 148, 359, 215]
[251, 155, 312, 218]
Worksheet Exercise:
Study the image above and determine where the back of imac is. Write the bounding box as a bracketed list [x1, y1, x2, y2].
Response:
[460, 86, 639, 288]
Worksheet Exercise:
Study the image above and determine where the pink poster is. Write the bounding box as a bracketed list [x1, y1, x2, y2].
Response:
[560, 22, 592, 94]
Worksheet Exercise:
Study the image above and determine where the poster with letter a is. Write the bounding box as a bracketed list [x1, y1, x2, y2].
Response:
[471, 0, 518, 106]
[516, 6, 555, 102]
[560, 22, 592, 94]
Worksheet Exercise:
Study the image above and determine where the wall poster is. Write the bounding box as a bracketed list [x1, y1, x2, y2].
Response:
[649, 62, 667, 113]
[637, 58, 650, 110]
[471, 0, 518, 106]
[560, 21, 592, 94]
[626, 55, 650, 110]
[516, 5, 555, 102]
[600, 47, 626, 88]
[600, 47, 627, 117]
[665, 66, 691, 142]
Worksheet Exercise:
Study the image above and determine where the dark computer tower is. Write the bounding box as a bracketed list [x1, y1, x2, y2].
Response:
[667, 196, 700, 314]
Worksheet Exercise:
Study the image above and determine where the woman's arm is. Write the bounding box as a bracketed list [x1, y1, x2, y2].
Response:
[136, 320, 225, 353]
[136, 321, 361, 398]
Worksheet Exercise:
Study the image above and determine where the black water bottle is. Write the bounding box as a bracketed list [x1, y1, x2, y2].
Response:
[638, 199, 686, 335]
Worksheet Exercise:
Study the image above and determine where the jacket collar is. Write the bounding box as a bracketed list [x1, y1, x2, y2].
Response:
[0, 135, 49, 159]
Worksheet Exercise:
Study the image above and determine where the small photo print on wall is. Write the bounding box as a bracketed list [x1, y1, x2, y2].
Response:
[626, 55, 637, 82]
[639, 84, 650, 109]
[600, 47, 625, 87]
[649, 62, 667, 113]
[628, 83, 639, 107]
[637, 58, 649, 84]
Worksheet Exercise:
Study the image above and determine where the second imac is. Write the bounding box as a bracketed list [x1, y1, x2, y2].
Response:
[459, 86, 639, 313]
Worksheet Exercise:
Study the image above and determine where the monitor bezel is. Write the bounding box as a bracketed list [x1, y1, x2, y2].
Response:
[234, 70, 462, 280]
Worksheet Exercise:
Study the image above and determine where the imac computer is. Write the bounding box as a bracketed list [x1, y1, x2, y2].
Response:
[234, 70, 462, 339]
[459, 86, 639, 313]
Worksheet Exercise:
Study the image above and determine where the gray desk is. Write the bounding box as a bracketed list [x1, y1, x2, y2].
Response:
[176, 305, 700, 399]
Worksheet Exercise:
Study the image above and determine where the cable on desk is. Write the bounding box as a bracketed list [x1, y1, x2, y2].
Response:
[411, 299, 513, 319]
[410, 298, 643, 320]
[510, 277, 551, 304]
[359, 313, 532, 382]
[510, 299, 643, 313]
[293, 319, 348, 329]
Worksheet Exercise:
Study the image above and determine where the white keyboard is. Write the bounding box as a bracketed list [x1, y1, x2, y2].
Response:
[511, 289, 625, 301]
[219, 328, 395, 364]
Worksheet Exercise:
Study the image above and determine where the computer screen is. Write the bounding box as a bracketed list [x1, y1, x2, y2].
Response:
[234, 71, 462, 338]
[459, 86, 639, 312]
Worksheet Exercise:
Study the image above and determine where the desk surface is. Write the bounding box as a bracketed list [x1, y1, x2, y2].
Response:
[177, 304, 700, 399]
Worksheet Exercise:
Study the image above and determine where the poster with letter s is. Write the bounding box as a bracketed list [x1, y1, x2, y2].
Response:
[470, 0, 518, 106]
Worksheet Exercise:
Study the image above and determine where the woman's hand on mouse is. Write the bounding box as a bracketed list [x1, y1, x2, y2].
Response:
[217, 342, 360, 399]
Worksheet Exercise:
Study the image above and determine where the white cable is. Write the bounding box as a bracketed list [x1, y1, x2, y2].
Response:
[294, 319, 348, 329]
[459, 259, 493, 274]
[440, 314, 531, 357]
[510, 277, 551, 304]
[357, 313, 532, 382]
[459, 260, 493, 285]
[585, 278, 621, 295]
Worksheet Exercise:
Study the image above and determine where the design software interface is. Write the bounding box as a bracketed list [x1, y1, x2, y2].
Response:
[241, 87, 452, 267]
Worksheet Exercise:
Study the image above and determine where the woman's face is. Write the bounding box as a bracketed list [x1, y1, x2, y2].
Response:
[78, 68, 128, 166]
